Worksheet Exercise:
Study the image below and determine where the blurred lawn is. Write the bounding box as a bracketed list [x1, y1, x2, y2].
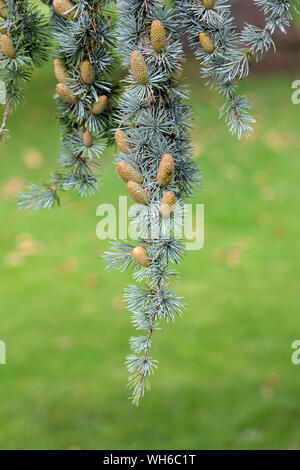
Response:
[0, 53, 300, 449]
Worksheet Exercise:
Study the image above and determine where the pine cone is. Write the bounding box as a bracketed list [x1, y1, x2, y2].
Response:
[54, 59, 70, 83]
[160, 191, 176, 218]
[126, 181, 149, 205]
[53, 0, 75, 20]
[150, 19, 166, 53]
[81, 60, 95, 85]
[83, 130, 93, 147]
[1, 34, 15, 58]
[130, 50, 149, 86]
[157, 153, 175, 187]
[56, 83, 78, 104]
[132, 246, 150, 267]
[199, 32, 214, 53]
[115, 129, 132, 154]
[117, 161, 143, 184]
[91, 95, 108, 115]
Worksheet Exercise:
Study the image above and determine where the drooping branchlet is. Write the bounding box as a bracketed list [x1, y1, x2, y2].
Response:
[176, 0, 296, 138]
[0, 1, 50, 141]
[19, 0, 117, 209]
[105, 0, 199, 405]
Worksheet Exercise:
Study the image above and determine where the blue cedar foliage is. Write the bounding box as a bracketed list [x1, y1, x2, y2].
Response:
[104, 0, 200, 405]
[17, 0, 298, 209]
[18, 0, 118, 210]
[13, 0, 298, 403]
[0, 0, 51, 140]
[176, 0, 298, 138]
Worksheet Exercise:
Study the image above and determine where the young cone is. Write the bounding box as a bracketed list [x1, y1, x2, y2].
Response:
[54, 59, 70, 83]
[199, 32, 214, 53]
[1, 34, 15, 58]
[126, 181, 149, 205]
[117, 161, 143, 184]
[170, 66, 183, 87]
[81, 60, 95, 85]
[0, 1, 7, 19]
[83, 130, 93, 147]
[160, 191, 176, 218]
[115, 129, 132, 154]
[130, 50, 149, 85]
[132, 246, 150, 267]
[150, 20, 166, 53]
[157, 153, 175, 187]
[53, 0, 75, 20]
[202, 0, 215, 8]
[56, 83, 78, 104]
[91, 95, 108, 115]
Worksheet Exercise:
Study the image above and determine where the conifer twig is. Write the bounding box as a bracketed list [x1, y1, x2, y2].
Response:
[0, 0, 51, 141]
[0, 103, 11, 140]
[105, 0, 200, 405]
[176, 0, 298, 138]
[18, 0, 119, 210]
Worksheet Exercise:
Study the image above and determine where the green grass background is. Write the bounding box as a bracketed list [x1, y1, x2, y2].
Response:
[0, 3, 300, 450]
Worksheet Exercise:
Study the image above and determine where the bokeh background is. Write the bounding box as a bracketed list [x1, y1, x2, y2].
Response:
[0, 0, 300, 450]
